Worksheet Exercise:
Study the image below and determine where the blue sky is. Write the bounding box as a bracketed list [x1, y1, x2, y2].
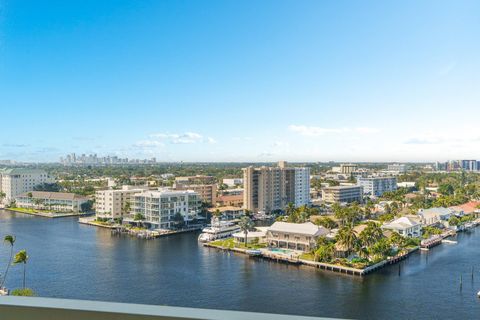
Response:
[0, 0, 479, 162]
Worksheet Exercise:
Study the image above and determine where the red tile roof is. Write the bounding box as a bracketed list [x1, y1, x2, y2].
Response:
[450, 201, 480, 214]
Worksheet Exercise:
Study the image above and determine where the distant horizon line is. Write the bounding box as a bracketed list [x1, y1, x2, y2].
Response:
[1, 160, 438, 165]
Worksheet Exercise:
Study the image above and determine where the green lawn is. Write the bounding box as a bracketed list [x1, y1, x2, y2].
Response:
[299, 253, 315, 261]
[209, 238, 266, 250]
[8, 207, 72, 214]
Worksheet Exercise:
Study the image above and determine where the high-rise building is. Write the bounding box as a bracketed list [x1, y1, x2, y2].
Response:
[243, 161, 310, 213]
[357, 176, 397, 197]
[461, 160, 478, 172]
[0, 168, 54, 204]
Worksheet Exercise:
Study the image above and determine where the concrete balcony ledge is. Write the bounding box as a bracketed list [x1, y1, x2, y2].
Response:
[0, 296, 334, 320]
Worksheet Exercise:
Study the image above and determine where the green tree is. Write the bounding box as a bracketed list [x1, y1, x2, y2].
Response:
[336, 226, 358, 254]
[438, 183, 454, 196]
[314, 216, 337, 229]
[133, 213, 145, 221]
[122, 201, 131, 215]
[369, 238, 391, 260]
[238, 215, 254, 245]
[13, 250, 29, 289]
[0, 235, 15, 289]
[173, 212, 185, 228]
[314, 243, 335, 262]
[389, 232, 406, 248]
[81, 200, 94, 213]
[285, 203, 296, 217]
[448, 216, 460, 227]
[359, 222, 383, 248]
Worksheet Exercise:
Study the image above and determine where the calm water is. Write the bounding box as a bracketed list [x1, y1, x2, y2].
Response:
[0, 210, 479, 319]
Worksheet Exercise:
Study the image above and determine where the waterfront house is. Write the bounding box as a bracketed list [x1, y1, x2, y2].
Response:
[15, 191, 89, 213]
[418, 207, 453, 226]
[266, 222, 329, 251]
[232, 227, 268, 244]
[381, 216, 422, 238]
[449, 201, 480, 217]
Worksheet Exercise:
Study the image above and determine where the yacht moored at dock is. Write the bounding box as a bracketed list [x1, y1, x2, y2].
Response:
[198, 216, 241, 242]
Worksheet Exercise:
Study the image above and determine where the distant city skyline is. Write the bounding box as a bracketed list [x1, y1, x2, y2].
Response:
[1, 1, 479, 162]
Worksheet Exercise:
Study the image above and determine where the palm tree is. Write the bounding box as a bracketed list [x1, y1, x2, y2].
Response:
[359, 222, 383, 248]
[0, 235, 15, 289]
[0, 191, 6, 204]
[336, 225, 358, 254]
[13, 250, 28, 289]
[27, 192, 33, 209]
[389, 232, 405, 248]
[285, 202, 295, 216]
[33, 198, 43, 210]
[122, 201, 132, 216]
[238, 215, 254, 245]
[333, 204, 347, 226]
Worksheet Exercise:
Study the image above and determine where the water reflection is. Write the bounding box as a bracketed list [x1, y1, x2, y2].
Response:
[0, 210, 479, 319]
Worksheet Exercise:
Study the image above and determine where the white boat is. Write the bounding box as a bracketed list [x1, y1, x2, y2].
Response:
[246, 249, 262, 256]
[198, 216, 241, 242]
[477, 291, 480, 298]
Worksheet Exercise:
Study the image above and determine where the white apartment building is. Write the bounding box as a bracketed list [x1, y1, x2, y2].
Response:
[387, 164, 407, 173]
[131, 189, 201, 229]
[357, 176, 397, 197]
[0, 168, 54, 204]
[293, 168, 310, 207]
[15, 191, 89, 213]
[322, 185, 363, 204]
[222, 178, 243, 187]
[95, 185, 150, 219]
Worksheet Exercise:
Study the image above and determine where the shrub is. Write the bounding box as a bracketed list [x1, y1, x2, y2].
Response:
[11, 288, 35, 296]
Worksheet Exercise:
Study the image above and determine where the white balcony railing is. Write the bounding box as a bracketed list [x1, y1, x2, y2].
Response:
[0, 296, 334, 320]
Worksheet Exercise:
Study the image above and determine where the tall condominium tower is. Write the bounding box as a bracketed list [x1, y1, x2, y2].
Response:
[243, 161, 310, 213]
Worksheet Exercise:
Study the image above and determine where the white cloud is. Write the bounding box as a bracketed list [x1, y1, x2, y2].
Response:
[288, 125, 379, 137]
[134, 132, 217, 151]
[207, 137, 217, 144]
[134, 140, 165, 148]
[150, 132, 204, 144]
